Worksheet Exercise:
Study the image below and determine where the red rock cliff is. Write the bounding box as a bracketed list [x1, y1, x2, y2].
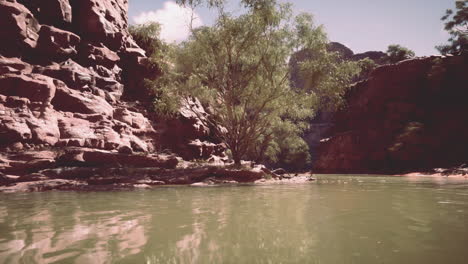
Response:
[0, 0, 225, 189]
[314, 55, 468, 174]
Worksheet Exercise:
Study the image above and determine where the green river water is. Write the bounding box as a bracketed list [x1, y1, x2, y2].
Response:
[1, 175, 468, 264]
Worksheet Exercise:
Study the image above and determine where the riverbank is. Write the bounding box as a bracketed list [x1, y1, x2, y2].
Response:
[0, 147, 318, 192]
[0, 171, 315, 193]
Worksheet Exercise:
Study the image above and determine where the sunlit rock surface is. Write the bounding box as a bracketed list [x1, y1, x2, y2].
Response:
[0, 0, 226, 190]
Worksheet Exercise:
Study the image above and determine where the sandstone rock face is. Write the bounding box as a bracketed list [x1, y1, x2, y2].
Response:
[0, 73, 56, 103]
[69, 0, 129, 50]
[17, 0, 72, 27]
[52, 82, 114, 115]
[314, 55, 468, 174]
[0, 56, 33, 74]
[0, 0, 224, 190]
[0, 0, 40, 56]
[0, 0, 155, 152]
[37, 25, 80, 60]
[160, 98, 226, 161]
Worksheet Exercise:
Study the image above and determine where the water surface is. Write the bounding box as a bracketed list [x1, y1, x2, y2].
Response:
[1, 175, 468, 263]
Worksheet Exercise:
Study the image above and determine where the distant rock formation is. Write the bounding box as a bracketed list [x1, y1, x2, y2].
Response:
[328, 42, 354, 59]
[291, 42, 390, 165]
[328, 42, 388, 64]
[351, 51, 388, 64]
[314, 55, 468, 174]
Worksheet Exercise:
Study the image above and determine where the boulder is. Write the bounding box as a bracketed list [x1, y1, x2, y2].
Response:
[37, 25, 80, 60]
[180, 140, 223, 160]
[0, 115, 32, 144]
[52, 81, 113, 116]
[42, 0, 72, 26]
[272, 168, 287, 175]
[0, 73, 56, 104]
[36, 59, 124, 100]
[92, 64, 122, 80]
[82, 150, 179, 169]
[69, 0, 130, 50]
[4, 159, 55, 176]
[79, 42, 120, 67]
[17, 0, 72, 26]
[37, 59, 95, 90]
[211, 167, 265, 183]
[113, 107, 153, 130]
[26, 107, 60, 145]
[0, 179, 86, 192]
[157, 98, 226, 160]
[95, 76, 124, 98]
[0, 97, 60, 146]
[0, 56, 33, 74]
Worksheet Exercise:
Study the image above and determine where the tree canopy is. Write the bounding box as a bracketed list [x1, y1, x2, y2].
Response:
[386, 44, 415, 64]
[162, 0, 360, 166]
[436, 0, 468, 55]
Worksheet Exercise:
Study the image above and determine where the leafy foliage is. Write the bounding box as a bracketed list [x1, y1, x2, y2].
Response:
[129, 23, 180, 117]
[436, 0, 468, 55]
[357, 58, 377, 75]
[166, 0, 360, 165]
[289, 41, 361, 112]
[386, 44, 415, 64]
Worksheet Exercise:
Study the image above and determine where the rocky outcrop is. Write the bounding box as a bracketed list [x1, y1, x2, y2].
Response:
[314, 55, 468, 174]
[159, 98, 226, 161]
[0, 0, 229, 191]
[0, 0, 40, 57]
[0, 147, 269, 192]
[351, 51, 388, 64]
[327, 42, 388, 64]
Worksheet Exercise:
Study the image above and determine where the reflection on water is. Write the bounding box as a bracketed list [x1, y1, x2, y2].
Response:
[0, 176, 468, 264]
[0, 193, 149, 263]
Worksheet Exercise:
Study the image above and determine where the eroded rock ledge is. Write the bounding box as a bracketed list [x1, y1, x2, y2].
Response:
[0, 147, 277, 192]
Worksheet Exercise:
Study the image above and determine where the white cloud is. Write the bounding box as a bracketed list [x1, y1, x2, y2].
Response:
[133, 1, 203, 43]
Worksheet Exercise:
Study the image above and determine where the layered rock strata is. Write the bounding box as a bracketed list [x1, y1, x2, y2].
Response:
[0, 0, 229, 191]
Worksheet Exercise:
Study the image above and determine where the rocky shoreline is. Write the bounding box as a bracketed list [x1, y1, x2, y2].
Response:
[0, 146, 296, 192]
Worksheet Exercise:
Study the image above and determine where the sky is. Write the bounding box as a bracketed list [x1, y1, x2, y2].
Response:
[128, 0, 456, 56]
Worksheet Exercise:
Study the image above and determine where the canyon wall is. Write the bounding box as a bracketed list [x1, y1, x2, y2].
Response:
[314, 55, 468, 174]
[0, 0, 224, 188]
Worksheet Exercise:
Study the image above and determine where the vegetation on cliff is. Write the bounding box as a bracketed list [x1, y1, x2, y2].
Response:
[386, 44, 415, 64]
[436, 0, 467, 55]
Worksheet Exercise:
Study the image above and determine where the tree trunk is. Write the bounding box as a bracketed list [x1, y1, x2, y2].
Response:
[233, 151, 241, 166]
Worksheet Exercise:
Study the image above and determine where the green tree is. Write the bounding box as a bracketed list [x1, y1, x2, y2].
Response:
[289, 45, 361, 112]
[386, 44, 415, 64]
[436, 0, 468, 55]
[129, 23, 180, 117]
[356, 57, 377, 79]
[167, 0, 359, 166]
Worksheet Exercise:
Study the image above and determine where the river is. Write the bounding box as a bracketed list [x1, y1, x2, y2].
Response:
[1, 175, 467, 263]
